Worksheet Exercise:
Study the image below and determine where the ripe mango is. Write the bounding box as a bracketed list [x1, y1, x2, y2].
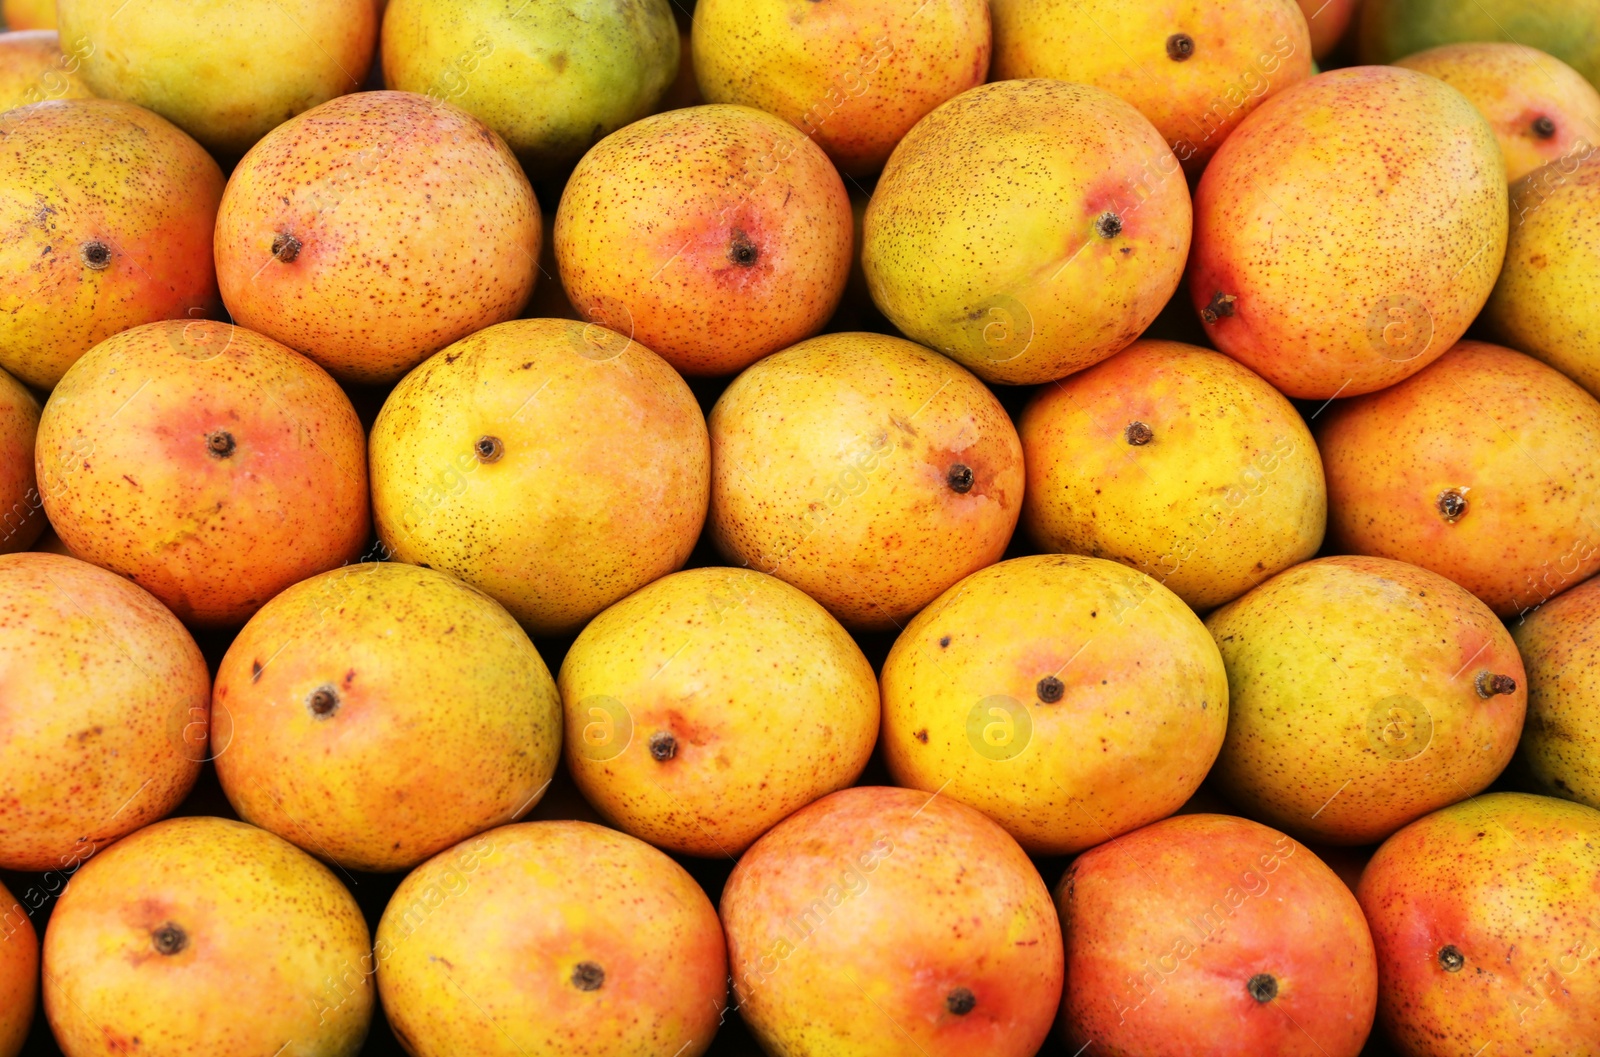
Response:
[1189, 66, 1507, 399]
[1511, 576, 1600, 808]
[1, 0, 52, 30]
[709, 331, 1022, 631]
[0, 367, 41, 554]
[1357, 793, 1600, 1057]
[1360, 0, 1600, 89]
[0, 99, 222, 390]
[1206, 556, 1526, 845]
[0, 878, 37, 1057]
[864, 79, 1190, 385]
[0, 31, 92, 112]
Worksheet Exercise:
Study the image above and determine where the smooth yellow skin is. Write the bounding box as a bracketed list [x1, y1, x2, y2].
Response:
[1485, 152, 1600, 402]
[57, 0, 375, 158]
[383, 0, 677, 175]
[1206, 556, 1527, 846]
[1021, 340, 1325, 612]
[881, 554, 1228, 855]
[371, 319, 709, 637]
[0, 367, 41, 554]
[990, 0, 1311, 172]
[214, 563, 562, 873]
[0, 31, 93, 112]
[2, 0, 53, 29]
[377, 821, 727, 1057]
[709, 331, 1023, 631]
[43, 817, 372, 1057]
[864, 80, 1190, 385]
[0, 880, 37, 1057]
[693, 0, 991, 177]
[560, 567, 879, 857]
[1512, 576, 1600, 809]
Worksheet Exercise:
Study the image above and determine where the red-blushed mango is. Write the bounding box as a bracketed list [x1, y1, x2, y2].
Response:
[881, 555, 1229, 855]
[560, 567, 879, 857]
[1357, 793, 1600, 1057]
[215, 91, 539, 385]
[1206, 556, 1526, 845]
[554, 103, 851, 377]
[1510, 576, 1600, 808]
[1021, 340, 1325, 611]
[989, 0, 1311, 172]
[1318, 341, 1600, 618]
[864, 80, 1190, 385]
[721, 786, 1063, 1057]
[43, 816, 373, 1057]
[1, 0, 52, 30]
[0, 99, 222, 390]
[1360, 0, 1600, 88]
[1059, 814, 1377, 1057]
[36, 321, 369, 628]
[57, 0, 374, 158]
[370, 319, 708, 637]
[709, 331, 1022, 631]
[0, 31, 92, 112]
[1395, 43, 1600, 183]
[0, 553, 207, 872]
[0, 367, 42, 554]
[692, 0, 990, 177]
[213, 562, 562, 873]
[1188, 66, 1507, 399]
[1296, 0, 1359, 59]
[0, 879, 37, 1057]
[376, 821, 727, 1057]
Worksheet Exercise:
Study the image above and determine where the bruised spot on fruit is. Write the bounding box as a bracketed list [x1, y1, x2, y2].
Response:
[80, 240, 111, 270]
[649, 731, 677, 761]
[271, 232, 302, 263]
[1166, 33, 1195, 61]
[571, 961, 605, 990]
[151, 923, 187, 956]
[1037, 675, 1065, 703]
[308, 685, 340, 719]
[1246, 973, 1278, 1002]
[1437, 489, 1467, 522]
[915, 728, 929, 743]
[1532, 115, 1557, 139]
[474, 436, 504, 463]
[251, 660, 263, 683]
[728, 232, 759, 268]
[1475, 671, 1518, 698]
[1095, 212, 1123, 239]
[1201, 291, 1236, 325]
[1438, 945, 1465, 972]
[946, 987, 976, 1015]
[1124, 421, 1153, 446]
[205, 431, 236, 459]
[947, 464, 975, 493]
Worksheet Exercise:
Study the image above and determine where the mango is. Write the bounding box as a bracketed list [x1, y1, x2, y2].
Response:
[1189, 66, 1507, 399]
[1206, 556, 1526, 845]
[1059, 814, 1377, 1057]
[709, 331, 1022, 631]
[0, 31, 92, 112]
[1297, 0, 1359, 59]
[989, 0, 1311, 172]
[1511, 576, 1600, 808]
[215, 90, 540, 386]
[1357, 793, 1600, 1057]
[1318, 341, 1600, 618]
[1484, 150, 1600, 401]
[0, 366, 41, 554]
[2, 0, 53, 30]
[0, 553, 207, 872]
[882, 554, 1228, 855]
[555, 103, 852, 377]
[692, 0, 990, 177]
[722, 786, 1062, 1057]
[1395, 44, 1600, 184]
[370, 318, 708, 637]
[1021, 339, 1325, 611]
[382, 0, 678, 176]
[1360, 0, 1600, 88]
[561, 566, 878, 857]
[0, 879, 37, 1057]
[43, 816, 373, 1057]
[377, 821, 726, 1057]
[57, 0, 375, 158]
[36, 320, 369, 628]
[865, 79, 1189, 385]
[0, 99, 222, 390]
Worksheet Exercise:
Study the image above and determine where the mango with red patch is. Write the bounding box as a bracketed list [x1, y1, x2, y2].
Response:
[1511, 575, 1600, 809]
[0, 367, 42, 555]
[0, 877, 38, 1057]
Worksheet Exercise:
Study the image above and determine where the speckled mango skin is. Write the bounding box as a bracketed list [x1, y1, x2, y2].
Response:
[989, 0, 1311, 173]
[1360, 0, 1600, 88]
[1511, 576, 1600, 808]
[43, 816, 373, 1057]
[1485, 151, 1600, 402]
[1188, 66, 1507, 400]
[881, 554, 1228, 856]
[709, 331, 1023, 631]
[692, 0, 990, 177]
[214, 562, 562, 874]
[1021, 340, 1325, 612]
[376, 821, 726, 1057]
[215, 91, 539, 386]
[1318, 341, 1600, 619]
[382, 0, 678, 176]
[864, 79, 1190, 386]
[2, 0, 53, 31]
[1296, 0, 1358, 60]
[0, 553, 207, 872]
[555, 103, 852, 377]
[57, 0, 374, 158]
[1059, 814, 1377, 1057]
[36, 320, 370, 628]
[0, 99, 222, 390]
[0, 31, 93, 113]
[1395, 44, 1600, 184]
[370, 318, 708, 637]
[721, 786, 1062, 1057]
[1356, 793, 1600, 1057]
[560, 566, 878, 857]
[0, 878, 37, 1057]
[1205, 556, 1527, 845]
[0, 367, 42, 555]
